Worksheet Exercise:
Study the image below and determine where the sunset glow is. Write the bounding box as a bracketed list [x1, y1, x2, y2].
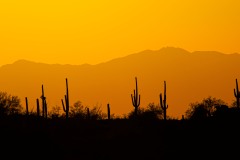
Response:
[0, 0, 240, 66]
[0, 1, 239, 157]
[0, 1, 240, 119]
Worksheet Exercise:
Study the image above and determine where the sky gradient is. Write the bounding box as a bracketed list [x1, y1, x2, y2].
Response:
[0, 0, 240, 66]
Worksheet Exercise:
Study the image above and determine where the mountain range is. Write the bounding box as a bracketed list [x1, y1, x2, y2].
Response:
[0, 47, 239, 119]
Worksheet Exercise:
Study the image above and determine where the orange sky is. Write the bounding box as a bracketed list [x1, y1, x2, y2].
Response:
[0, 0, 240, 66]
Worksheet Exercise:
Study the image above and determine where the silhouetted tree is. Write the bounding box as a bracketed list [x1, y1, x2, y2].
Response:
[212, 104, 229, 119]
[185, 96, 226, 120]
[69, 101, 85, 119]
[230, 100, 237, 108]
[128, 103, 163, 120]
[49, 105, 61, 119]
[215, 101, 240, 120]
[0, 91, 23, 117]
[67, 101, 107, 120]
[87, 104, 107, 120]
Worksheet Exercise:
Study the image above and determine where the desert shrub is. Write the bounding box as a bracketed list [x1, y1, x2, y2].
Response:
[87, 104, 107, 120]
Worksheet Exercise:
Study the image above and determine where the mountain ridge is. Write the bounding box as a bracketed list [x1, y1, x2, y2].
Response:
[0, 47, 240, 118]
[4, 47, 237, 68]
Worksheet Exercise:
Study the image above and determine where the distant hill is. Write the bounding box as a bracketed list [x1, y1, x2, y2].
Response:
[0, 47, 240, 118]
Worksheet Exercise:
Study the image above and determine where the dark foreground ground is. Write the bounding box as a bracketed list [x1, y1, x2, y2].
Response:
[0, 117, 239, 160]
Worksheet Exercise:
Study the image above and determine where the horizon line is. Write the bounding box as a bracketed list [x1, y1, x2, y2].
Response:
[1, 46, 239, 67]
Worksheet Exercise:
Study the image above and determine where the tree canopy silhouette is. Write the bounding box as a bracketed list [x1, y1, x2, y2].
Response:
[0, 91, 22, 117]
[128, 103, 163, 120]
[185, 96, 227, 120]
[69, 101, 86, 119]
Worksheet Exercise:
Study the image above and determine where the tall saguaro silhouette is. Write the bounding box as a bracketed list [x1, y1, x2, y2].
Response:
[131, 77, 141, 117]
[107, 103, 111, 120]
[25, 97, 29, 116]
[40, 85, 47, 118]
[160, 81, 168, 121]
[234, 78, 240, 108]
[62, 78, 70, 120]
[36, 98, 40, 117]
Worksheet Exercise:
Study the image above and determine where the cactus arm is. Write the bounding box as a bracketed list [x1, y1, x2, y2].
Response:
[131, 94, 134, 105]
[234, 79, 239, 97]
[61, 99, 66, 112]
[131, 77, 141, 108]
[138, 95, 140, 107]
[40, 84, 47, 118]
[131, 77, 141, 117]
[131, 90, 140, 107]
[234, 78, 240, 108]
[234, 89, 237, 97]
[62, 78, 70, 120]
[65, 95, 69, 112]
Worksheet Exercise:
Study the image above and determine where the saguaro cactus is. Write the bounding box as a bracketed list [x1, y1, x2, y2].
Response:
[86, 107, 90, 120]
[107, 103, 111, 120]
[62, 78, 70, 120]
[160, 81, 168, 121]
[40, 85, 47, 118]
[36, 98, 40, 117]
[44, 101, 48, 119]
[25, 97, 29, 116]
[131, 77, 140, 117]
[234, 78, 240, 108]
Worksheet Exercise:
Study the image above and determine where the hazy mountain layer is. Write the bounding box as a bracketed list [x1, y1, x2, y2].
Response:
[0, 47, 239, 118]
